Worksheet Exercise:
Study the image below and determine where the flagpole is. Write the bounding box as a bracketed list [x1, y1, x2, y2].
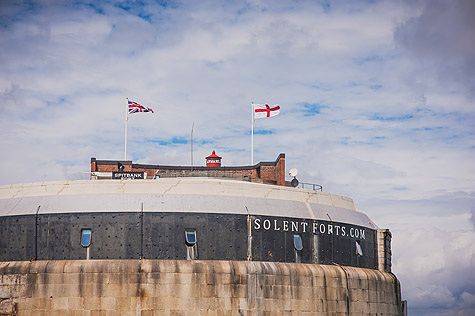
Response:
[251, 102, 254, 165]
[125, 97, 128, 161]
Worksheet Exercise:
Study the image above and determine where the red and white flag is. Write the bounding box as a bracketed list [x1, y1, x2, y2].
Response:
[254, 104, 280, 119]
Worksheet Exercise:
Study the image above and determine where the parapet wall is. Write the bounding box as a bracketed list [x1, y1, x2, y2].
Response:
[91, 153, 286, 186]
[0, 259, 402, 316]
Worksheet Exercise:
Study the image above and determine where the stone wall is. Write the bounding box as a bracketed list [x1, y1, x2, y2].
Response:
[377, 229, 392, 273]
[0, 259, 402, 316]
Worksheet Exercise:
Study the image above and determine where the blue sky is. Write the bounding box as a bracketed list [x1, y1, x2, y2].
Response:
[1, 1, 474, 315]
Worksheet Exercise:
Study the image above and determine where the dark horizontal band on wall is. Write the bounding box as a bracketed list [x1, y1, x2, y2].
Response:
[0, 211, 377, 269]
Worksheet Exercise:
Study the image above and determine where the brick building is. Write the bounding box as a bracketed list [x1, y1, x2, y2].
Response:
[91, 152, 286, 186]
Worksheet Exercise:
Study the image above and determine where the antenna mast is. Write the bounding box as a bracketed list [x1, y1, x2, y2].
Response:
[191, 122, 194, 171]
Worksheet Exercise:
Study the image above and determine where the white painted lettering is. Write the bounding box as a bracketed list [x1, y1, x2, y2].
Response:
[291, 221, 298, 232]
[283, 221, 289, 231]
[334, 225, 340, 236]
[263, 219, 271, 230]
[253, 217, 367, 241]
[319, 224, 326, 234]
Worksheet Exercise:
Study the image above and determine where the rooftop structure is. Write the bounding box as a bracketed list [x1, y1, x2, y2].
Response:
[91, 152, 286, 185]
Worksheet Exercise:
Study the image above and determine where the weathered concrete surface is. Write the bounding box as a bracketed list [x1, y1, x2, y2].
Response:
[0, 179, 378, 229]
[0, 260, 402, 316]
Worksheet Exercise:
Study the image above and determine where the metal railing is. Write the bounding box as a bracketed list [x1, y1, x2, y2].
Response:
[299, 182, 323, 191]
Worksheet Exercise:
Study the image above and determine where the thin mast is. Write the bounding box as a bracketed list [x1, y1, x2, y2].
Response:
[251, 102, 254, 165]
[191, 122, 194, 171]
[125, 97, 128, 161]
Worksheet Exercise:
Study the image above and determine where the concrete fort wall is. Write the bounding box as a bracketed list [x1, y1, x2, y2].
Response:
[0, 259, 402, 316]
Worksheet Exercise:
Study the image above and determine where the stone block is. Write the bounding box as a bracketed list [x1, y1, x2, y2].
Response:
[64, 273, 81, 285]
[199, 284, 216, 298]
[103, 283, 121, 297]
[231, 284, 247, 298]
[163, 296, 179, 310]
[326, 300, 337, 313]
[216, 297, 232, 310]
[50, 284, 70, 298]
[122, 283, 140, 297]
[127, 273, 140, 283]
[83, 296, 101, 309]
[236, 297, 249, 310]
[155, 272, 174, 284]
[368, 290, 377, 303]
[191, 271, 207, 284]
[105, 310, 125, 316]
[100, 296, 115, 310]
[50, 309, 70, 316]
[71, 310, 92, 316]
[68, 297, 84, 310]
[140, 283, 158, 297]
[215, 284, 232, 298]
[0, 285, 10, 298]
[109, 273, 125, 284]
[169, 309, 186, 316]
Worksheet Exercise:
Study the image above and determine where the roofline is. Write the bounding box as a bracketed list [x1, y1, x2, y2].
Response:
[91, 153, 285, 171]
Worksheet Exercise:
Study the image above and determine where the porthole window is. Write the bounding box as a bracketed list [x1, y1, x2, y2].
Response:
[185, 230, 197, 246]
[81, 229, 92, 247]
[293, 234, 303, 251]
[356, 240, 363, 256]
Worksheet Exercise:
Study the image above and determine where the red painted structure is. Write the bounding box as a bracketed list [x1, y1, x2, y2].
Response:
[206, 150, 222, 167]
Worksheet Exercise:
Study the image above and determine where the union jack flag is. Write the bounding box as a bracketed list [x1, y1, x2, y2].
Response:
[128, 100, 154, 114]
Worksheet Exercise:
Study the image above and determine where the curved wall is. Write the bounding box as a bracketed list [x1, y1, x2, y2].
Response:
[0, 179, 377, 268]
[0, 259, 403, 316]
[0, 212, 377, 268]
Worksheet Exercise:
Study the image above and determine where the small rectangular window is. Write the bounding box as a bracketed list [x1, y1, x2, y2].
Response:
[185, 230, 197, 245]
[81, 229, 92, 247]
[293, 234, 303, 251]
[185, 229, 198, 260]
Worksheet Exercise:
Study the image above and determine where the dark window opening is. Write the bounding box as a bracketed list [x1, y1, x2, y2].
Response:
[356, 240, 363, 256]
[294, 234, 303, 263]
[293, 234, 303, 251]
[185, 229, 198, 260]
[185, 230, 197, 245]
[81, 229, 92, 247]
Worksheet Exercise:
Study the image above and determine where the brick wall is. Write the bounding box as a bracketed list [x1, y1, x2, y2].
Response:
[91, 153, 286, 186]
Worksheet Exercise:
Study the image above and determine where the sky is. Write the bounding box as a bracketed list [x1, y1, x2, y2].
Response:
[0, 0, 474, 315]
